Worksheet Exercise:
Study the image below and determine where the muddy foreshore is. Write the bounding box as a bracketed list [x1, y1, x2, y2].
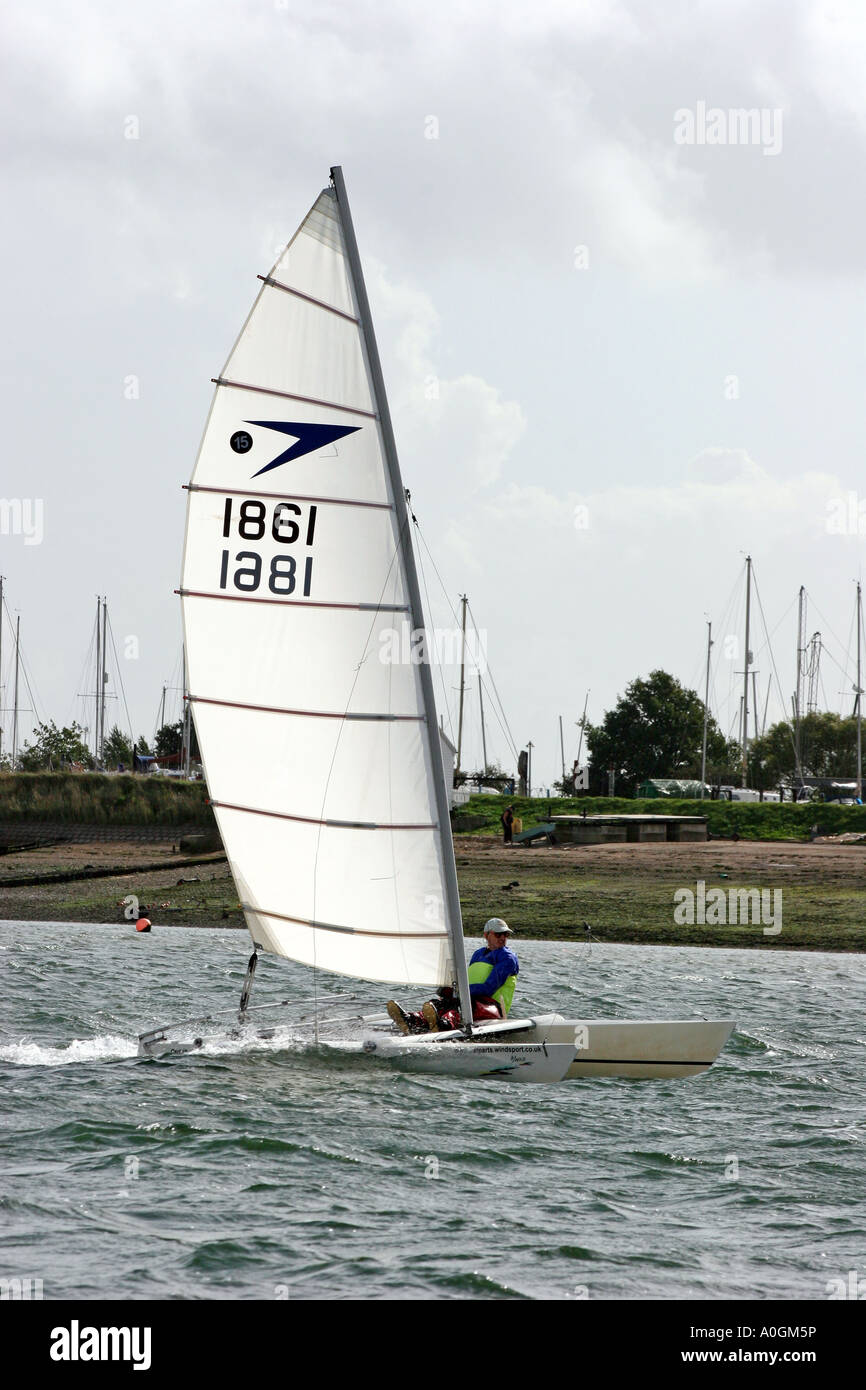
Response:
[1, 834, 865, 951]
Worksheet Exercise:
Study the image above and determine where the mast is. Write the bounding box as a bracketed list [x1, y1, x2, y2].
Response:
[700, 621, 712, 797]
[741, 555, 752, 788]
[99, 597, 108, 767]
[94, 596, 101, 764]
[795, 585, 805, 776]
[576, 689, 589, 767]
[0, 575, 3, 764]
[857, 581, 862, 801]
[527, 740, 533, 798]
[12, 615, 20, 769]
[456, 594, 467, 774]
[479, 675, 488, 772]
[559, 714, 565, 785]
[181, 643, 191, 778]
[330, 166, 473, 1026]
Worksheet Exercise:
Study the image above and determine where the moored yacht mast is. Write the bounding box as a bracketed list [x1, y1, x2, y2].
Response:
[857, 581, 862, 801]
[330, 166, 473, 1029]
[741, 555, 752, 788]
[700, 621, 712, 796]
[12, 615, 20, 769]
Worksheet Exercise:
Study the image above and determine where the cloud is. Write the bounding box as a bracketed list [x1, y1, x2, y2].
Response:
[370, 262, 527, 491]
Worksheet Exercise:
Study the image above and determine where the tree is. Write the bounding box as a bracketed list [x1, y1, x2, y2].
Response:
[466, 762, 510, 793]
[586, 670, 733, 793]
[18, 721, 93, 771]
[103, 726, 133, 769]
[154, 719, 198, 762]
[749, 713, 860, 786]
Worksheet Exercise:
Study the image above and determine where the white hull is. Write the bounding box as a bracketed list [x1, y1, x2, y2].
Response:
[139, 1010, 735, 1083]
[327, 1014, 735, 1083]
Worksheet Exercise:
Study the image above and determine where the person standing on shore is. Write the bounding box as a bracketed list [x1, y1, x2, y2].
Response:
[501, 805, 515, 846]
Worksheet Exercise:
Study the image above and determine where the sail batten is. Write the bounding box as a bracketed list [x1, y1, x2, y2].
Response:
[214, 377, 378, 419]
[190, 696, 423, 722]
[210, 800, 437, 831]
[244, 906, 449, 940]
[182, 177, 459, 989]
[256, 275, 360, 323]
[181, 590, 409, 612]
[187, 484, 393, 511]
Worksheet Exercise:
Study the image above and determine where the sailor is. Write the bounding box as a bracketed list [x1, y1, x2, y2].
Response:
[386, 918, 518, 1034]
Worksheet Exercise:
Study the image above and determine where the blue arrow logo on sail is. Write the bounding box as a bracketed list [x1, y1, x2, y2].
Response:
[245, 420, 361, 477]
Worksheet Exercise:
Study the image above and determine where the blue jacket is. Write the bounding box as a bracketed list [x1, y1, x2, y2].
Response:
[468, 944, 519, 998]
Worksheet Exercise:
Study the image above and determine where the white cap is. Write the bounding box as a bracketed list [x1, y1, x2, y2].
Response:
[483, 917, 513, 935]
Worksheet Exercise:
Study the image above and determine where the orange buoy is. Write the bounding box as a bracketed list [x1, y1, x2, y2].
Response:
[135, 917, 152, 933]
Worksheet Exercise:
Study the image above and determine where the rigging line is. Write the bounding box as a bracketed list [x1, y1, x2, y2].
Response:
[412, 516, 518, 765]
[413, 522, 512, 764]
[835, 593, 857, 714]
[751, 592, 798, 660]
[803, 593, 854, 670]
[414, 520, 457, 748]
[473, 668, 517, 768]
[0, 598, 45, 730]
[806, 629, 857, 688]
[466, 601, 519, 762]
[411, 521, 468, 748]
[64, 599, 97, 731]
[751, 569, 798, 768]
[106, 613, 136, 754]
[14, 642, 43, 736]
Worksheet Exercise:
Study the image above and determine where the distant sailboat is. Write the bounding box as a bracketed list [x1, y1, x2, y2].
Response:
[139, 169, 733, 1082]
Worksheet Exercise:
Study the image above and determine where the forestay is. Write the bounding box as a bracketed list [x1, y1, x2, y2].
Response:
[181, 184, 455, 988]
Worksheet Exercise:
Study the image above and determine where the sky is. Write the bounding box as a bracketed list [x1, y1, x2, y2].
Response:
[2, 0, 866, 786]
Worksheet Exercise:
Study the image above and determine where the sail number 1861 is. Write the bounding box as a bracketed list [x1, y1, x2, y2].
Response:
[218, 497, 316, 597]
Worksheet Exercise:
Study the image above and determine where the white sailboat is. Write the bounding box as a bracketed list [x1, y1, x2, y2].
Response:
[138, 168, 734, 1082]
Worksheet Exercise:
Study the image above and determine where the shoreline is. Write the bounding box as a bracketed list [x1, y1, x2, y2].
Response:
[1, 835, 865, 952]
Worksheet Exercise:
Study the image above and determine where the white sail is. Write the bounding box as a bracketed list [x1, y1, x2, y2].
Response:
[181, 185, 454, 988]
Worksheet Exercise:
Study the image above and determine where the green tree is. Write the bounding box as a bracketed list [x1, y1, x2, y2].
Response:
[103, 726, 133, 769]
[154, 721, 182, 758]
[18, 721, 93, 771]
[154, 719, 198, 762]
[749, 713, 860, 786]
[586, 670, 733, 793]
[467, 762, 509, 792]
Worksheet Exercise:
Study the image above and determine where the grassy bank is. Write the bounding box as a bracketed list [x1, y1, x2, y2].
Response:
[3, 836, 865, 951]
[454, 844, 866, 952]
[0, 772, 215, 827]
[454, 794, 866, 842]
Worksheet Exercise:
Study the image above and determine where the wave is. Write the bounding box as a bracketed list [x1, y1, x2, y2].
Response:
[0, 1034, 137, 1066]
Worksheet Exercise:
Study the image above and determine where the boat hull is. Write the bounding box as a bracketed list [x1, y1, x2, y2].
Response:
[527, 1017, 736, 1079]
[138, 1013, 735, 1082]
[348, 1015, 735, 1083]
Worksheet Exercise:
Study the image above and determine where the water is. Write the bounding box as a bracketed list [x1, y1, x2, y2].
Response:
[1, 921, 864, 1300]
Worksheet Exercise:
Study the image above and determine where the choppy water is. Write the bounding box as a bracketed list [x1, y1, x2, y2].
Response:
[1, 920, 864, 1300]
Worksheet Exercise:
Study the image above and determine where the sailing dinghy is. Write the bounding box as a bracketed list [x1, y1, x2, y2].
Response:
[138, 167, 734, 1082]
